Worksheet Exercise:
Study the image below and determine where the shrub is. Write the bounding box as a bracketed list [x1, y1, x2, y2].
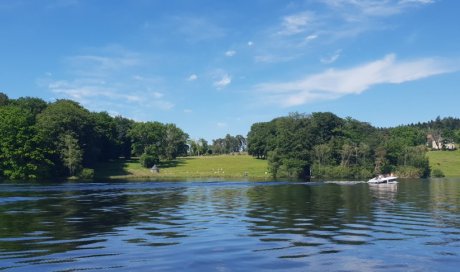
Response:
[431, 168, 445, 178]
[140, 153, 159, 168]
[78, 168, 94, 180]
[395, 166, 422, 178]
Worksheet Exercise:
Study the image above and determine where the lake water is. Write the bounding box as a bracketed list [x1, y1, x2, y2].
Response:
[0, 179, 459, 271]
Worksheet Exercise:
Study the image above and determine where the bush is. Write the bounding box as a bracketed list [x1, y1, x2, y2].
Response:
[395, 166, 422, 178]
[78, 168, 94, 180]
[431, 168, 445, 178]
[140, 153, 159, 168]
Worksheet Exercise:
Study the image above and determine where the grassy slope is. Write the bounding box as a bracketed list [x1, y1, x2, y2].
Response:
[427, 150, 460, 177]
[94, 155, 270, 180]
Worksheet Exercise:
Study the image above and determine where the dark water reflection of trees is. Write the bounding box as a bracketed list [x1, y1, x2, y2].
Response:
[0, 184, 188, 257]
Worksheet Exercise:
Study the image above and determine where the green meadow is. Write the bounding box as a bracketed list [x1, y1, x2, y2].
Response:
[94, 154, 270, 180]
[427, 150, 460, 177]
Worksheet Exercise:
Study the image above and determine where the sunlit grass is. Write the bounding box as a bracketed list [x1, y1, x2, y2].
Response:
[427, 150, 460, 177]
[94, 154, 270, 180]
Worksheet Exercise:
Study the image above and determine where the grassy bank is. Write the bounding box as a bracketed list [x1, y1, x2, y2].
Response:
[427, 150, 460, 177]
[94, 154, 269, 180]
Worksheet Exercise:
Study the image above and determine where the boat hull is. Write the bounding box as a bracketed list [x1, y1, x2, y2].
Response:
[368, 177, 398, 184]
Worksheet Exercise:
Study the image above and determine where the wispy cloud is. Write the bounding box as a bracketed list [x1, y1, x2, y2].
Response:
[321, 0, 435, 18]
[305, 34, 318, 41]
[40, 47, 175, 113]
[278, 11, 315, 35]
[225, 50, 236, 57]
[320, 49, 342, 64]
[45, 78, 174, 110]
[187, 74, 198, 81]
[213, 73, 232, 89]
[251, 0, 435, 64]
[256, 54, 455, 107]
[65, 52, 141, 77]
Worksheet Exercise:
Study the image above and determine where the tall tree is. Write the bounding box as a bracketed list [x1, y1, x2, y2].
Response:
[163, 123, 189, 160]
[0, 106, 53, 179]
[36, 100, 94, 169]
[59, 133, 83, 176]
[129, 121, 165, 157]
[0, 92, 9, 106]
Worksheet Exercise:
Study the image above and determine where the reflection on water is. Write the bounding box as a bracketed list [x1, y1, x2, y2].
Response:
[0, 180, 459, 271]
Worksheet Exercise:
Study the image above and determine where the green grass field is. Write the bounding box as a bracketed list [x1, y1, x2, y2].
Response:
[427, 150, 460, 177]
[94, 154, 270, 180]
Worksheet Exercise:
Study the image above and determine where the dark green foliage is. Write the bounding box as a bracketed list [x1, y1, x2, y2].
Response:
[0, 93, 189, 180]
[431, 168, 445, 178]
[140, 154, 159, 168]
[10, 97, 48, 116]
[129, 121, 165, 157]
[0, 92, 8, 106]
[113, 116, 134, 159]
[247, 122, 275, 158]
[0, 105, 54, 179]
[129, 122, 188, 160]
[78, 168, 95, 180]
[163, 123, 189, 160]
[247, 112, 435, 179]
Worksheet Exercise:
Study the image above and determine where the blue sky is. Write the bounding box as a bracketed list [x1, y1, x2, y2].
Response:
[1, 0, 459, 141]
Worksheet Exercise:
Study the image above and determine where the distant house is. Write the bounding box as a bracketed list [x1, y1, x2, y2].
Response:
[426, 134, 457, 150]
[445, 143, 457, 150]
[427, 134, 442, 150]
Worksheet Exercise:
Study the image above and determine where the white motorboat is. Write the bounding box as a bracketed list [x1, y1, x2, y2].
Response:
[368, 175, 398, 184]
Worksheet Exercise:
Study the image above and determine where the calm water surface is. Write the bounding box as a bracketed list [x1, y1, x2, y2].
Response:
[0, 179, 459, 271]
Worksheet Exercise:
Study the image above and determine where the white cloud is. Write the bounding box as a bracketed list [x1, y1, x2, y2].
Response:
[320, 49, 342, 64]
[255, 54, 299, 64]
[152, 92, 164, 98]
[213, 73, 232, 89]
[279, 11, 315, 35]
[44, 77, 174, 111]
[248, 41, 254, 46]
[399, 0, 435, 5]
[256, 54, 455, 107]
[47, 79, 140, 102]
[187, 74, 198, 81]
[321, 0, 435, 17]
[225, 50, 236, 57]
[305, 34, 318, 41]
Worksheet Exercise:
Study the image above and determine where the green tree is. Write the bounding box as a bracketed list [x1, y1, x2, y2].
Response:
[91, 111, 118, 161]
[59, 133, 83, 176]
[314, 143, 331, 169]
[0, 92, 10, 106]
[129, 121, 165, 157]
[0, 106, 53, 179]
[113, 116, 134, 159]
[163, 123, 189, 160]
[36, 100, 94, 170]
[11, 97, 48, 116]
[247, 122, 276, 159]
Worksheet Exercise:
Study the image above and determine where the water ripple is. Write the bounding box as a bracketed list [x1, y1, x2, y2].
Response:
[0, 180, 459, 271]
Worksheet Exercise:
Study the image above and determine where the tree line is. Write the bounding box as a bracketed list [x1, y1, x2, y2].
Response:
[187, 135, 247, 156]
[0, 93, 188, 180]
[247, 112, 459, 179]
